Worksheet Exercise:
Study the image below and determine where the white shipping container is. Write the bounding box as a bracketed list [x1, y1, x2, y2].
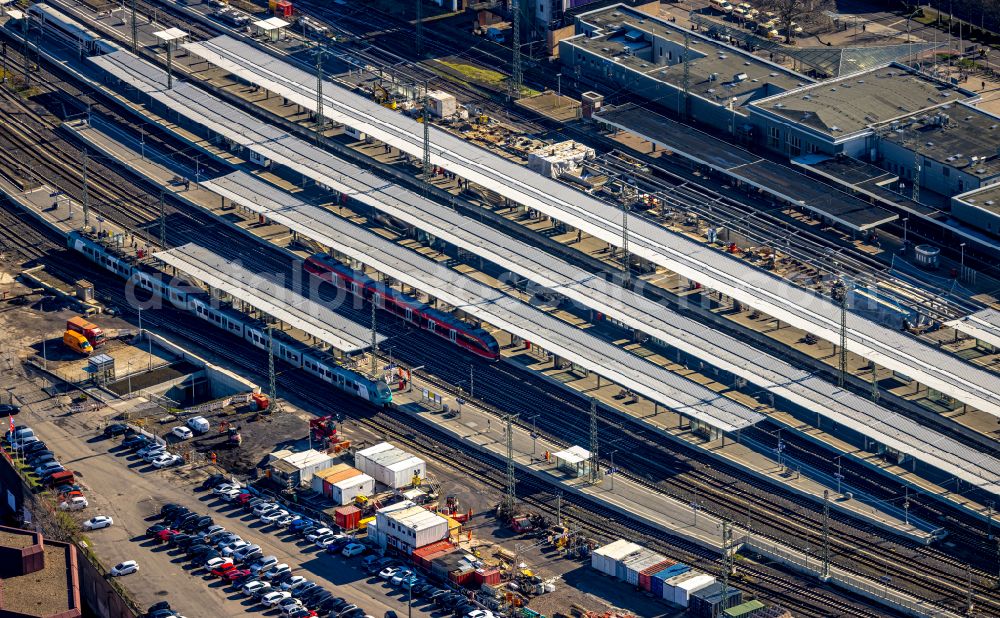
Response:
[427, 91, 457, 118]
[624, 549, 667, 586]
[591, 540, 641, 576]
[330, 473, 376, 506]
[674, 573, 716, 607]
[663, 571, 716, 607]
[355, 442, 394, 477]
[385, 456, 427, 489]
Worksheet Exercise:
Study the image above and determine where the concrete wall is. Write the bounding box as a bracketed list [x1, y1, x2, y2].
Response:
[144, 332, 259, 399]
[75, 547, 139, 618]
[879, 140, 985, 197]
[952, 198, 1000, 235]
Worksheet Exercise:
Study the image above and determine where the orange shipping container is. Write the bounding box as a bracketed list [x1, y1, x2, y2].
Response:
[335, 505, 361, 530]
[474, 567, 501, 586]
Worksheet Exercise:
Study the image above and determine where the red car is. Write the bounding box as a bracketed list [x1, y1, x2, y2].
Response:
[235, 493, 252, 505]
[157, 528, 178, 542]
[211, 563, 236, 577]
[224, 568, 252, 582]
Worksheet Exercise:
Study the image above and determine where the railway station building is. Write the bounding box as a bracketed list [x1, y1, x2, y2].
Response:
[559, 4, 809, 132]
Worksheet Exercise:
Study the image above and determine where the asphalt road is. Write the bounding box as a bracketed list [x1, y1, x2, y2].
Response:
[20, 392, 439, 618]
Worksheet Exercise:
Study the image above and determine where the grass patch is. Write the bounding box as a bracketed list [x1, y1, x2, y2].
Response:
[435, 59, 541, 97]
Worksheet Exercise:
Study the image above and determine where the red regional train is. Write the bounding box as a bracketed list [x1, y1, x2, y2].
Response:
[304, 254, 500, 360]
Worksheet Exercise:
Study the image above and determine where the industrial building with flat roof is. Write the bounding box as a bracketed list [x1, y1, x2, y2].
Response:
[559, 4, 809, 128]
[747, 63, 978, 159]
[877, 103, 1000, 198]
[370, 503, 451, 554]
[952, 183, 1000, 235]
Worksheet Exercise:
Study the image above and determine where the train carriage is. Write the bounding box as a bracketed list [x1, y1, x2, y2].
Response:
[304, 253, 500, 360]
[28, 3, 114, 56]
[67, 232, 391, 406]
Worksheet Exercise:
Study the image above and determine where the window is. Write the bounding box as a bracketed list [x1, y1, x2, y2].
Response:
[768, 126, 780, 148]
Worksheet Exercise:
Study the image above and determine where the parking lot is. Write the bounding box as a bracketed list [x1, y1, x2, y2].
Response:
[15, 393, 444, 618]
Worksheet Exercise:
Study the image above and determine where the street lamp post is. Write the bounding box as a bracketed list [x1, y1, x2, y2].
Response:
[556, 73, 562, 97]
[127, 360, 133, 397]
[902, 217, 909, 246]
[960, 242, 966, 272]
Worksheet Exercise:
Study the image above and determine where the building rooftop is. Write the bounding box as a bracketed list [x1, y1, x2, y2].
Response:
[879, 103, 1000, 179]
[282, 449, 333, 469]
[751, 64, 975, 137]
[384, 505, 449, 531]
[954, 183, 1000, 215]
[565, 4, 807, 106]
[0, 526, 80, 618]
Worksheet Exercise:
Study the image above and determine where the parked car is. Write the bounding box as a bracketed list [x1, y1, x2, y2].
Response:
[250, 555, 278, 574]
[261, 591, 292, 607]
[261, 563, 290, 580]
[342, 543, 366, 558]
[211, 563, 237, 577]
[204, 557, 231, 571]
[82, 515, 113, 530]
[59, 496, 88, 511]
[280, 575, 308, 591]
[103, 423, 132, 437]
[305, 527, 332, 542]
[110, 560, 139, 576]
[171, 426, 193, 440]
[124, 435, 150, 449]
[146, 523, 168, 536]
[261, 509, 289, 525]
[242, 579, 268, 596]
[186, 416, 210, 434]
[152, 453, 183, 468]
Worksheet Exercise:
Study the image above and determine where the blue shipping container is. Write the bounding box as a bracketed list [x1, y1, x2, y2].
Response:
[654, 563, 690, 582]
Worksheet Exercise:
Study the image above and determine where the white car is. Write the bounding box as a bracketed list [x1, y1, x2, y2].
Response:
[466, 611, 496, 618]
[275, 513, 296, 527]
[242, 579, 267, 596]
[342, 543, 366, 557]
[152, 453, 183, 469]
[379, 566, 399, 580]
[58, 496, 88, 511]
[250, 555, 278, 574]
[222, 540, 250, 557]
[142, 447, 168, 462]
[171, 426, 193, 440]
[314, 534, 336, 548]
[110, 560, 139, 576]
[279, 575, 307, 591]
[82, 515, 113, 530]
[220, 488, 244, 501]
[253, 502, 279, 516]
[260, 509, 288, 525]
[261, 563, 290, 580]
[305, 527, 332, 542]
[212, 483, 237, 495]
[261, 591, 291, 607]
[205, 556, 231, 570]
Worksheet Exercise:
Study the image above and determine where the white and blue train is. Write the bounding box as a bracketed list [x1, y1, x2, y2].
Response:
[27, 3, 119, 56]
[68, 231, 393, 406]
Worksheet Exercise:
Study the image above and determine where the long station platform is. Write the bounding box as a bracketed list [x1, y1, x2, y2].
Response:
[0, 135, 963, 618]
[62, 49, 965, 544]
[0, 12, 978, 617]
[69, 43, 996, 521]
[153, 242, 384, 355]
[178, 35, 1000, 421]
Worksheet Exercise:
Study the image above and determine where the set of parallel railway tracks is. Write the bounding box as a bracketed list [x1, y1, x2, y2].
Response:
[1, 16, 999, 615]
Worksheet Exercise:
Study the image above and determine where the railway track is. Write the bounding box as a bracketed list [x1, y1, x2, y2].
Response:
[595, 150, 980, 322]
[0, 189, 887, 617]
[3, 27, 996, 612]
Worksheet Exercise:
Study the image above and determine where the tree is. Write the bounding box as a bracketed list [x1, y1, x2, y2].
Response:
[759, 0, 815, 44]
